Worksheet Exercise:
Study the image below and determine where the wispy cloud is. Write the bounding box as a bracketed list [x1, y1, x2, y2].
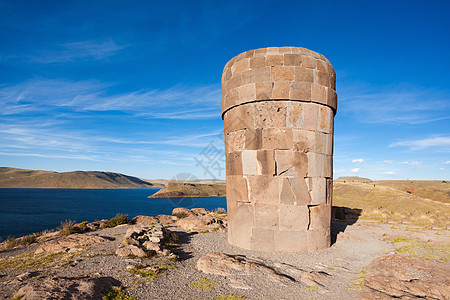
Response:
[389, 136, 450, 150]
[352, 158, 363, 163]
[0, 79, 221, 119]
[28, 39, 127, 63]
[351, 168, 360, 173]
[382, 160, 393, 164]
[384, 171, 396, 175]
[443, 161, 450, 165]
[339, 84, 450, 125]
[400, 161, 421, 165]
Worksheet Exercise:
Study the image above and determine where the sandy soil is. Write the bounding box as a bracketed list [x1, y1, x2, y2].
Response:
[0, 218, 448, 299]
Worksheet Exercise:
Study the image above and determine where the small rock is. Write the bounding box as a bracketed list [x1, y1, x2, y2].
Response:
[116, 245, 147, 258]
[229, 278, 252, 290]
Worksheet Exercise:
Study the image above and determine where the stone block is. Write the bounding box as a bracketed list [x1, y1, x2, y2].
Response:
[315, 59, 327, 72]
[255, 82, 273, 100]
[279, 204, 309, 232]
[294, 66, 314, 83]
[242, 150, 258, 175]
[271, 66, 294, 82]
[226, 73, 242, 92]
[237, 83, 256, 104]
[324, 133, 333, 155]
[289, 177, 311, 205]
[262, 128, 293, 150]
[226, 130, 245, 153]
[293, 129, 315, 152]
[255, 102, 287, 128]
[266, 47, 279, 55]
[222, 68, 232, 82]
[254, 203, 278, 229]
[319, 106, 331, 133]
[307, 228, 330, 251]
[273, 81, 290, 99]
[229, 202, 254, 249]
[275, 150, 294, 176]
[279, 46, 292, 54]
[284, 54, 302, 66]
[307, 152, 324, 177]
[314, 132, 326, 154]
[226, 152, 243, 176]
[274, 230, 308, 252]
[226, 175, 249, 202]
[318, 70, 329, 86]
[302, 55, 316, 68]
[279, 178, 296, 205]
[327, 88, 337, 111]
[244, 49, 255, 58]
[251, 228, 274, 251]
[254, 48, 268, 57]
[250, 56, 266, 69]
[323, 155, 332, 178]
[231, 58, 250, 74]
[302, 103, 319, 131]
[309, 204, 331, 230]
[247, 175, 279, 204]
[311, 84, 327, 105]
[290, 81, 311, 100]
[287, 101, 302, 128]
[223, 88, 239, 112]
[224, 104, 255, 133]
[265, 54, 284, 66]
[326, 178, 333, 205]
[308, 177, 327, 205]
[244, 128, 262, 150]
[256, 150, 275, 175]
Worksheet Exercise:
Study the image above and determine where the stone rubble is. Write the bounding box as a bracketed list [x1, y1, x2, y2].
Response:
[115, 225, 178, 260]
[34, 234, 107, 255]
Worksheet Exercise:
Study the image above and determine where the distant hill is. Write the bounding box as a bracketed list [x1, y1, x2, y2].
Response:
[149, 182, 226, 198]
[336, 176, 372, 183]
[0, 167, 156, 189]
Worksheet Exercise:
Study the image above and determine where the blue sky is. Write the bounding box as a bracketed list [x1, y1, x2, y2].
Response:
[0, 0, 449, 180]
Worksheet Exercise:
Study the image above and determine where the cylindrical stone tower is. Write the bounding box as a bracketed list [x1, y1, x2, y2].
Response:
[221, 47, 337, 252]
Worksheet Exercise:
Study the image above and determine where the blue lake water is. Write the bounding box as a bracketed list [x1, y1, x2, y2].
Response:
[0, 188, 227, 240]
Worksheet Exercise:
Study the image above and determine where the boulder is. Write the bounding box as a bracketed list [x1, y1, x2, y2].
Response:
[191, 208, 211, 216]
[176, 215, 216, 231]
[35, 234, 107, 254]
[171, 207, 195, 218]
[14, 276, 119, 300]
[115, 245, 147, 258]
[197, 252, 292, 283]
[361, 254, 450, 299]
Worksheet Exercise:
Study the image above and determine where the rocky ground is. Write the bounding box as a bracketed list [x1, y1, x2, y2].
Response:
[0, 208, 448, 300]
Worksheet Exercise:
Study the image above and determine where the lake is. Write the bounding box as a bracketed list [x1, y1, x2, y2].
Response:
[0, 188, 227, 240]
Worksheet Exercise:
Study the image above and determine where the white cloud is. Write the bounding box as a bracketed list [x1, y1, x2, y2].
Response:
[383, 160, 393, 164]
[390, 136, 450, 151]
[400, 161, 421, 166]
[28, 39, 127, 63]
[0, 79, 221, 119]
[384, 171, 396, 175]
[339, 84, 450, 125]
[443, 161, 450, 164]
[352, 158, 363, 163]
[440, 168, 444, 170]
[351, 168, 360, 173]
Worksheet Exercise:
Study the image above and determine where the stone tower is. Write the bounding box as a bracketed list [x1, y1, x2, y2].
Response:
[221, 47, 337, 252]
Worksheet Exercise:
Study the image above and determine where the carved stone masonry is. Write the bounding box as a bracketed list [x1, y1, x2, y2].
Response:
[221, 47, 337, 252]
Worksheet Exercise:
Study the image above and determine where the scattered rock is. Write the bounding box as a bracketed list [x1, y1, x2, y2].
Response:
[116, 225, 178, 260]
[273, 262, 330, 287]
[229, 278, 252, 290]
[190, 208, 210, 216]
[361, 254, 450, 299]
[14, 276, 120, 299]
[172, 207, 195, 218]
[197, 252, 292, 283]
[35, 234, 108, 254]
[115, 245, 148, 258]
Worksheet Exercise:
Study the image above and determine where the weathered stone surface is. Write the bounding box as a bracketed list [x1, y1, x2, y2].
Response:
[115, 245, 147, 258]
[35, 234, 107, 254]
[171, 207, 195, 218]
[361, 254, 450, 300]
[15, 276, 120, 300]
[222, 47, 336, 252]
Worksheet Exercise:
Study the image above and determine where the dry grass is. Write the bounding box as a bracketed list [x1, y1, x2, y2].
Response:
[333, 181, 450, 228]
[0, 251, 77, 271]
